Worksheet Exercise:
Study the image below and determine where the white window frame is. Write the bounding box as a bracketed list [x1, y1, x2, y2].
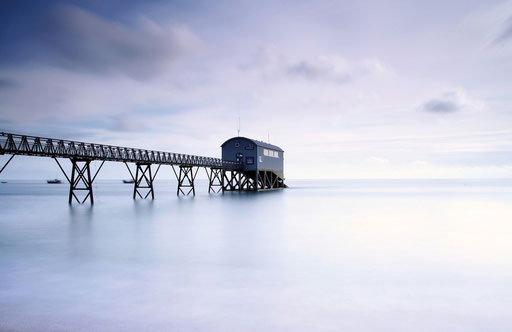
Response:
[263, 148, 279, 159]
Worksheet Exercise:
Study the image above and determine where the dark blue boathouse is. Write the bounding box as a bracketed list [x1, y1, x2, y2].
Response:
[221, 137, 285, 191]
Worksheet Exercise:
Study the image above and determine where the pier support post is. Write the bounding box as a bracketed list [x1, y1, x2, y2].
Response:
[54, 158, 104, 205]
[221, 170, 256, 192]
[223, 170, 240, 191]
[221, 169, 225, 193]
[173, 165, 198, 196]
[257, 170, 268, 190]
[133, 163, 154, 200]
[255, 170, 285, 190]
[240, 172, 256, 191]
[206, 167, 223, 193]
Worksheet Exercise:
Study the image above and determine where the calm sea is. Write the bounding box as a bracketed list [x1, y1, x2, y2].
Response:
[1, 179, 512, 331]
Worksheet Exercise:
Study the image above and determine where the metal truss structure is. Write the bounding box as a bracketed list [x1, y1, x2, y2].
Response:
[0, 132, 240, 169]
[206, 167, 223, 193]
[0, 132, 286, 204]
[53, 158, 105, 204]
[124, 162, 161, 200]
[221, 170, 286, 192]
[172, 165, 198, 196]
[256, 170, 286, 190]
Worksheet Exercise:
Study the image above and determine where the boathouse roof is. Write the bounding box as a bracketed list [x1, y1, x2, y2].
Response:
[221, 136, 284, 152]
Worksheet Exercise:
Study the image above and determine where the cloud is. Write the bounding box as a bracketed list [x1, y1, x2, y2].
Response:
[286, 56, 353, 83]
[37, 5, 200, 80]
[112, 113, 148, 132]
[242, 47, 391, 84]
[0, 78, 17, 90]
[423, 99, 459, 113]
[286, 56, 392, 84]
[421, 90, 484, 113]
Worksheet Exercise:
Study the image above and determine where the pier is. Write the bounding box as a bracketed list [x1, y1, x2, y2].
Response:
[0, 132, 286, 204]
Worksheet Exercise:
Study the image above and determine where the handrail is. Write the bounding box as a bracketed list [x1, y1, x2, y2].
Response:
[0, 132, 242, 170]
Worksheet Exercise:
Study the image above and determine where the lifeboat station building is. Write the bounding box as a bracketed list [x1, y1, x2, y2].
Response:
[218, 136, 286, 191]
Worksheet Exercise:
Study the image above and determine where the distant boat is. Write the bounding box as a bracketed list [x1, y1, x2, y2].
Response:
[1, 181, 7, 183]
[123, 179, 135, 184]
[47, 179, 62, 184]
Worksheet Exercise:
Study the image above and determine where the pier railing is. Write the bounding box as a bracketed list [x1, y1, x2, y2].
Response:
[0, 132, 241, 169]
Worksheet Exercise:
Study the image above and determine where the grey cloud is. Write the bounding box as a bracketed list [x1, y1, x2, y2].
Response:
[494, 17, 512, 44]
[286, 61, 352, 84]
[0, 78, 17, 90]
[112, 113, 148, 132]
[38, 5, 199, 80]
[243, 48, 389, 84]
[421, 91, 471, 113]
[422, 99, 459, 113]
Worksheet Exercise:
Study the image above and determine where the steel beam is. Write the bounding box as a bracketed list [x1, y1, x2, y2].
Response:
[0, 154, 15, 175]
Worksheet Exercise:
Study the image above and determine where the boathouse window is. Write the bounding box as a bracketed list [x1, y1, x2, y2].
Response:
[263, 148, 279, 158]
[259, 156, 262, 163]
[246, 157, 254, 165]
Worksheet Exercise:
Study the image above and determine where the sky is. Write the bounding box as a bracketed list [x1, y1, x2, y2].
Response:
[0, 0, 511, 179]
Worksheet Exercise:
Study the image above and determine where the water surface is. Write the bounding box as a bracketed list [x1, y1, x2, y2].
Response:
[1, 179, 511, 331]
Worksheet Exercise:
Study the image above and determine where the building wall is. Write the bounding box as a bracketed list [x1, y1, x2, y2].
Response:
[221, 137, 258, 171]
[256, 146, 284, 178]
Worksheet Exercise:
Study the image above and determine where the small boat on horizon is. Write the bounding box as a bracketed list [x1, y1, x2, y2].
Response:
[122, 179, 135, 184]
[47, 179, 62, 184]
[1, 181, 7, 183]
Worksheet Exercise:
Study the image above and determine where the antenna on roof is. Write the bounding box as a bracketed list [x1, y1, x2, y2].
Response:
[237, 116, 240, 137]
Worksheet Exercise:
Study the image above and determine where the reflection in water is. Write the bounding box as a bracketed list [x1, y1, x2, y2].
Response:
[1, 179, 512, 331]
[67, 205, 94, 260]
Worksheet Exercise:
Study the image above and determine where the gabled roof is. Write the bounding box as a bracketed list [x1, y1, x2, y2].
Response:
[221, 136, 284, 152]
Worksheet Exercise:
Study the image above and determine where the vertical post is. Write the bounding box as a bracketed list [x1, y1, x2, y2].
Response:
[133, 163, 154, 199]
[149, 165, 154, 199]
[133, 164, 139, 200]
[88, 161, 94, 204]
[176, 167, 182, 196]
[206, 168, 212, 193]
[176, 165, 196, 196]
[69, 160, 76, 204]
[67, 159, 94, 204]
[221, 169, 225, 193]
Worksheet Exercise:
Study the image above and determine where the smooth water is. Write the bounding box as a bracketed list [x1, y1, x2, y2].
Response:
[1, 179, 512, 331]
